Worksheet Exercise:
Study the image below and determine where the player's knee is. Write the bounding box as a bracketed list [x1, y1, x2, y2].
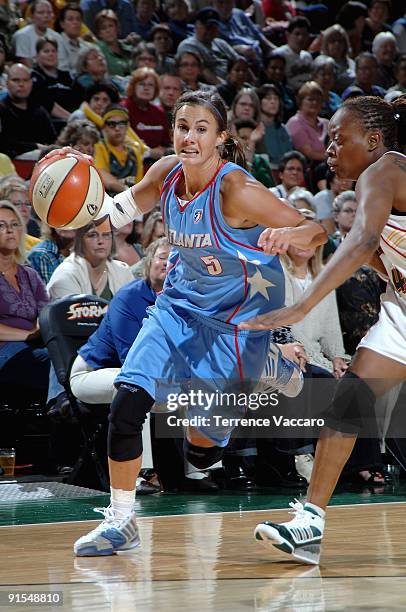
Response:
[183, 438, 224, 469]
[324, 371, 376, 435]
[108, 384, 154, 461]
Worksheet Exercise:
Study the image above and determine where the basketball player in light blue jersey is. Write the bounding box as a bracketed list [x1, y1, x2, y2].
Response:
[59, 90, 327, 557]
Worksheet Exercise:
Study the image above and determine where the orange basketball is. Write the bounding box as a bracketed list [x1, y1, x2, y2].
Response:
[29, 152, 105, 229]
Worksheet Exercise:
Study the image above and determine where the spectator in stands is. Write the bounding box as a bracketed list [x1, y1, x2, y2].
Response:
[164, 0, 194, 49]
[81, 0, 137, 40]
[330, 190, 358, 249]
[313, 170, 353, 233]
[131, 41, 158, 71]
[74, 45, 125, 96]
[123, 67, 172, 161]
[12, 0, 64, 68]
[288, 187, 316, 216]
[372, 31, 398, 89]
[0, 181, 40, 251]
[0, 63, 56, 159]
[93, 104, 143, 192]
[361, 0, 392, 53]
[0, 154, 16, 177]
[0, 2, 18, 48]
[233, 118, 274, 188]
[94, 9, 132, 77]
[132, 0, 159, 40]
[312, 55, 342, 119]
[114, 221, 144, 266]
[273, 16, 313, 91]
[230, 86, 261, 122]
[31, 37, 80, 118]
[0, 37, 8, 91]
[58, 3, 90, 73]
[392, 10, 406, 54]
[68, 81, 120, 127]
[212, 0, 274, 64]
[158, 73, 183, 125]
[150, 24, 176, 75]
[255, 83, 292, 168]
[0, 200, 50, 393]
[389, 53, 406, 93]
[336, 1, 368, 59]
[47, 218, 133, 300]
[175, 50, 216, 94]
[216, 57, 252, 108]
[270, 150, 306, 198]
[56, 119, 100, 156]
[262, 52, 296, 119]
[28, 225, 75, 284]
[286, 81, 328, 165]
[320, 24, 356, 95]
[342, 51, 387, 99]
[177, 7, 241, 84]
[131, 210, 165, 278]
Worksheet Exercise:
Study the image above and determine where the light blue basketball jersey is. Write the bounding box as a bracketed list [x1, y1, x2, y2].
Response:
[158, 161, 285, 324]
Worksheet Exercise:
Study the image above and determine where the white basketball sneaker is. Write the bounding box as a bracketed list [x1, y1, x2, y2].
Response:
[261, 344, 304, 398]
[74, 506, 140, 557]
[255, 500, 325, 565]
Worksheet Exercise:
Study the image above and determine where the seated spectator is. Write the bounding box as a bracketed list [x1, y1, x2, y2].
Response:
[270, 149, 306, 198]
[261, 52, 296, 119]
[31, 37, 81, 119]
[123, 67, 172, 162]
[312, 55, 342, 119]
[70, 237, 170, 404]
[336, 1, 368, 59]
[230, 86, 261, 123]
[330, 189, 358, 248]
[286, 81, 328, 165]
[0, 4, 18, 49]
[0, 200, 50, 393]
[12, 0, 64, 68]
[74, 45, 126, 96]
[28, 224, 75, 284]
[131, 211, 165, 278]
[216, 57, 252, 108]
[372, 31, 399, 89]
[57, 3, 91, 73]
[288, 187, 316, 215]
[81, 0, 137, 40]
[388, 53, 406, 93]
[47, 218, 133, 300]
[158, 73, 183, 125]
[177, 7, 241, 84]
[56, 118, 100, 156]
[175, 50, 217, 94]
[114, 221, 144, 266]
[150, 23, 176, 76]
[131, 41, 158, 71]
[273, 16, 313, 91]
[0, 63, 56, 159]
[313, 170, 354, 233]
[93, 104, 143, 193]
[255, 83, 292, 167]
[233, 118, 274, 188]
[212, 0, 274, 65]
[392, 10, 406, 54]
[0, 179, 41, 251]
[361, 0, 392, 53]
[68, 82, 120, 128]
[0, 37, 8, 92]
[320, 24, 356, 95]
[132, 0, 159, 40]
[342, 51, 387, 100]
[94, 9, 132, 78]
[164, 0, 194, 49]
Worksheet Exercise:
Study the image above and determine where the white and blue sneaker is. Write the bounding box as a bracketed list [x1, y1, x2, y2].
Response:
[261, 344, 304, 398]
[255, 500, 324, 565]
[74, 506, 140, 557]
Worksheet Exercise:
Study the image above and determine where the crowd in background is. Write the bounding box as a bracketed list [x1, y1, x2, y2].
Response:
[0, 0, 405, 492]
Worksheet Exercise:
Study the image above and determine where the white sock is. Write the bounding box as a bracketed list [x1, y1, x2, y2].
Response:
[110, 487, 136, 519]
[304, 501, 326, 519]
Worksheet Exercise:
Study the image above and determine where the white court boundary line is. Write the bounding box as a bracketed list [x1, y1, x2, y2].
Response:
[2, 499, 406, 528]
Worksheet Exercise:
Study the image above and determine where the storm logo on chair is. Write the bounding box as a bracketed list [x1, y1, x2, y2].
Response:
[67, 302, 108, 320]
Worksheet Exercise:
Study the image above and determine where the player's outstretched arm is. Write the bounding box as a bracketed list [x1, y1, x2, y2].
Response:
[239, 160, 394, 330]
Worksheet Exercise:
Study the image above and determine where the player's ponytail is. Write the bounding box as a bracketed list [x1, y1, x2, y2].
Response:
[392, 95, 406, 152]
[220, 133, 247, 170]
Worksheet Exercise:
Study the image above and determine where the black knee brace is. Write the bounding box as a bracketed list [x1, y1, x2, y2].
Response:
[183, 439, 225, 469]
[108, 384, 154, 461]
[323, 371, 377, 435]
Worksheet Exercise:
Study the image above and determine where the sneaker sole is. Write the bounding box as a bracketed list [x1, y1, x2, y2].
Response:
[254, 524, 321, 565]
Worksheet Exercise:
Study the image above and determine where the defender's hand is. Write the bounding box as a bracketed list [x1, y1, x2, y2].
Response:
[239, 304, 306, 330]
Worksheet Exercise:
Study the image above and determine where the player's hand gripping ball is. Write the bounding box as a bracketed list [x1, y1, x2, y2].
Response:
[29, 150, 105, 229]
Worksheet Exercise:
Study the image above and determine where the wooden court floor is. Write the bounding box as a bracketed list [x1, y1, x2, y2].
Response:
[1, 502, 406, 611]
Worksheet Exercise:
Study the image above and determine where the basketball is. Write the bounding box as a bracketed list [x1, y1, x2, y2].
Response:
[29, 152, 105, 229]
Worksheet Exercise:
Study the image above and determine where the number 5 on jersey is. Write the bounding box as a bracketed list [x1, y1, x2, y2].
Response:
[201, 255, 223, 276]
